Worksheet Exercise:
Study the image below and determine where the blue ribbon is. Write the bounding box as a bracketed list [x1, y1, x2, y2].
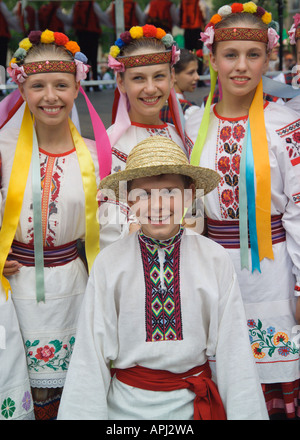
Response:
[245, 123, 261, 273]
[262, 75, 300, 99]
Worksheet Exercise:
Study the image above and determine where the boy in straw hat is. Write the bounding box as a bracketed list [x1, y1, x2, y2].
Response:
[58, 136, 268, 420]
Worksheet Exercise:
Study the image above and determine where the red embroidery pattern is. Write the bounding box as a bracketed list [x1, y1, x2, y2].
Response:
[139, 230, 183, 343]
[216, 118, 246, 219]
[28, 153, 63, 246]
[276, 119, 300, 167]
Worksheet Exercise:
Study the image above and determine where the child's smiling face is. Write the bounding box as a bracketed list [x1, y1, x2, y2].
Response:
[127, 174, 195, 240]
[117, 48, 174, 125]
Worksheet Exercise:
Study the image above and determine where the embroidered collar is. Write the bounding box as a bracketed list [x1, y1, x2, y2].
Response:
[138, 226, 184, 249]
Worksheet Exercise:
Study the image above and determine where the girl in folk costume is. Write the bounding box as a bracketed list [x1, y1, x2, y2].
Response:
[99, 25, 187, 249]
[285, 14, 300, 113]
[185, 2, 300, 419]
[160, 48, 200, 124]
[0, 30, 111, 420]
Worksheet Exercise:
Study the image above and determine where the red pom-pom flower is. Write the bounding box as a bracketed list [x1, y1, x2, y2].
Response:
[143, 24, 158, 38]
[54, 32, 69, 46]
[231, 3, 244, 13]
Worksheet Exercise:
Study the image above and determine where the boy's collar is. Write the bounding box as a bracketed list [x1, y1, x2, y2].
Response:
[138, 226, 184, 249]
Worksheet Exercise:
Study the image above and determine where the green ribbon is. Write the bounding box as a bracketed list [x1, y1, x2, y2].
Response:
[190, 62, 218, 166]
[32, 124, 45, 303]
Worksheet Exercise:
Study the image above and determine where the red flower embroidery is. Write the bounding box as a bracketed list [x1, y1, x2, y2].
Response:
[35, 345, 55, 362]
[220, 126, 231, 142]
[218, 156, 230, 174]
[232, 154, 240, 173]
[221, 189, 234, 207]
[292, 131, 300, 143]
[233, 124, 245, 142]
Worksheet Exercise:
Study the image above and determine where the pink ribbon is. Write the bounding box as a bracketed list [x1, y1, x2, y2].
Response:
[79, 86, 112, 179]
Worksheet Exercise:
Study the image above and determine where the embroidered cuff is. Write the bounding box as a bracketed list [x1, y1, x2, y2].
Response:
[294, 284, 300, 297]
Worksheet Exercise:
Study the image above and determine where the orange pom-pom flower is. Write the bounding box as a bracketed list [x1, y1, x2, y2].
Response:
[210, 14, 222, 25]
[65, 41, 80, 55]
[156, 28, 166, 39]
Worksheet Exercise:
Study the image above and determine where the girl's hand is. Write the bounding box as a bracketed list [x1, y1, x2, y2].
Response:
[3, 249, 22, 277]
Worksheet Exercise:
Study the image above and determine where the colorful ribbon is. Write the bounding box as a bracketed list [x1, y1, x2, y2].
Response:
[79, 86, 112, 180]
[32, 122, 45, 302]
[190, 61, 218, 166]
[190, 72, 273, 271]
[69, 119, 100, 272]
[249, 79, 273, 262]
[0, 104, 33, 299]
[245, 123, 261, 273]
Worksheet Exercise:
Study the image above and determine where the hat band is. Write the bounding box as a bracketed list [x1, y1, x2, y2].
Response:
[296, 27, 300, 40]
[117, 51, 172, 68]
[23, 60, 76, 75]
[214, 27, 268, 44]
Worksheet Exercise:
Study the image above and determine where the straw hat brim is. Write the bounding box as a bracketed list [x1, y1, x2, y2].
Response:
[99, 164, 220, 201]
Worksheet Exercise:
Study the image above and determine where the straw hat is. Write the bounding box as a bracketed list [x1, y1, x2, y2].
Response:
[99, 136, 220, 200]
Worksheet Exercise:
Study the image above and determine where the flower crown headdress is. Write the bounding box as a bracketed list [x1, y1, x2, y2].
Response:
[107, 24, 184, 149]
[201, 2, 279, 52]
[7, 29, 89, 84]
[288, 13, 300, 45]
[108, 24, 180, 72]
[191, 2, 277, 274]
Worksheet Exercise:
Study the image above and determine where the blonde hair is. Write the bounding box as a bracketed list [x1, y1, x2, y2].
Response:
[25, 43, 73, 63]
[120, 37, 166, 57]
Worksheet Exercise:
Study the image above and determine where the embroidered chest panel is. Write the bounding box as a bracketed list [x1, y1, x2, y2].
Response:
[27, 153, 64, 246]
[139, 232, 183, 342]
[112, 127, 172, 173]
[215, 118, 247, 219]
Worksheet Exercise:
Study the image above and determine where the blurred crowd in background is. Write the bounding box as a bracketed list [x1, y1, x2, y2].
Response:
[0, 0, 298, 94]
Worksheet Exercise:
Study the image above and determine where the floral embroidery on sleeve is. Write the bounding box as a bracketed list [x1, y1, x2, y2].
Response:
[276, 119, 300, 167]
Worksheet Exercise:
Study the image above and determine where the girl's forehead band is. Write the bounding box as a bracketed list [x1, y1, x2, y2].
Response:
[214, 27, 268, 44]
[23, 60, 76, 75]
[117, 51, 172, 69]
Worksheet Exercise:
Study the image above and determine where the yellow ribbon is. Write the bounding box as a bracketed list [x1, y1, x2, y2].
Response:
[0, 104, 33, 299]
[69, 119, 100, 271]
[249, 79, 273, 261]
